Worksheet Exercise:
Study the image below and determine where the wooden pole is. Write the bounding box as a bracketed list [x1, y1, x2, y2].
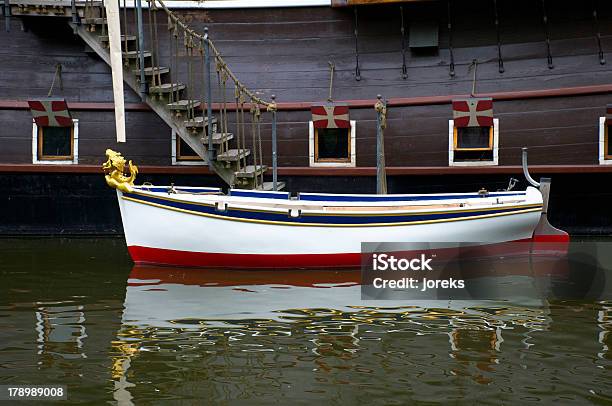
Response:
[376, 95, 387, 194]
[271, 95, 278, 191]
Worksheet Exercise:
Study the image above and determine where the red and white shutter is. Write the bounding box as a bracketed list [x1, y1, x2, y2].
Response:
[452, 98, 493, 127]
[27, 98, 73, 127]
[311, 103, 350, 129]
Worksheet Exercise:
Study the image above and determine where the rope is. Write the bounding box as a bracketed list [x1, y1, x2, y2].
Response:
[47, 63, 63, 97]
[167, 16, 174, 104]
[251, 106, 259, 189]
[327, 61, 335, 102]
[151, 0, 273, 110]
[199, 38, 205, 132]
[468, 59, 478, 97]
[187, 33, 195, 120]
[256, 106, 264, 187]
[234, 85, 242, 172]
[239, 92, 247, 170]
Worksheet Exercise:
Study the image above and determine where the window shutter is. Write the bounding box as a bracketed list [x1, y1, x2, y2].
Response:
[311, 103, 350, 129]
[452, 98, 493, 128]
[607, 104, 612, 124]
[27, 98, 72, 127]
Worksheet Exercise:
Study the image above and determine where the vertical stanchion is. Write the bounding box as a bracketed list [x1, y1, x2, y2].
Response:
[204, 27, 214, 168]
[136, 0, 146, 98]
[375, 95, 387, 195]
[270, 95, 278, 191]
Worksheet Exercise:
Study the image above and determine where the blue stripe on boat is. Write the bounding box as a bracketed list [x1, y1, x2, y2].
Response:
[230, 189, 290, 200]
[298, 192, 526, 202]
[124, 192, 535, 225]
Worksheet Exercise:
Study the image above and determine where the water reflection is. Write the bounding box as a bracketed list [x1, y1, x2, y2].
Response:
[110, 264, 610, 404]
[0, 238, 611, 404]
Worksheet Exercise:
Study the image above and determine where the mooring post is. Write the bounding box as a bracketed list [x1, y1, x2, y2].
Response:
[376, 95, 387, 195]
[135, 0, 147, 99]
[204, 27, 214, 168]
[271, 94, 278, 191]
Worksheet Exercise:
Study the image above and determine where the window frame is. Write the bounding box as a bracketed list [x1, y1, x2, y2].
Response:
[453, 126, 494, 151]
[599, 117, 612, 165]
[448, 118, 499, 167]
[171, 129, 207, 166]
[309, 120, 356, 168]
[32, 118, 78, 165]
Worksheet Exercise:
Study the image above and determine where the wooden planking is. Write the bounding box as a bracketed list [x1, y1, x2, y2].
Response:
[1, 0, 611, 168]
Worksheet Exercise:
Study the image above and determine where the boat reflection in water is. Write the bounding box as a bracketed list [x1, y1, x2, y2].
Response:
[109, 244, 611, 405]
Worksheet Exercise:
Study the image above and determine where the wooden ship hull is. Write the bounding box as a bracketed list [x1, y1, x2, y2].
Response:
[0, 0, 611, 234]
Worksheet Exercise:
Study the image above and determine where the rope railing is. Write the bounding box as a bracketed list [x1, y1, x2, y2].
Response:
[152, 0, 275, 111]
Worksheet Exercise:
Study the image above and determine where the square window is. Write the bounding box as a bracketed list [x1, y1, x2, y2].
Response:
[455, 126, 493, 150]
[315, 128, 350, 162]
[38, 125, 73, 160]
[449, 119, 498, 166]
[177, 137, 202, 161]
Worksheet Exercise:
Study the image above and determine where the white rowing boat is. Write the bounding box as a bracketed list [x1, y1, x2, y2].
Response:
[103, 150, 567, 269]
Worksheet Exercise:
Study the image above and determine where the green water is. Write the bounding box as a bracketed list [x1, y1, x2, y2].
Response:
[0, 238, 610, 405]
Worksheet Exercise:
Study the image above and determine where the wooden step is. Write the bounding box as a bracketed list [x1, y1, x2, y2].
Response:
[216, 149, 250, 162]
[260, 181, 286, 191]
[132, 66, 169, 76]
[201, 132, 233, 145]
[235, 165, 268, 179]
[184, 116, 217, 129]
[122, 50, 152, 59]
[149, 83, 185, 94]
[99, 35, 136, 42]
[167, 100, 201, 111]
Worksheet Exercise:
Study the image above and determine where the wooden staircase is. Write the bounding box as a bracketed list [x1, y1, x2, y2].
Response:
[9, 1, 280, 190]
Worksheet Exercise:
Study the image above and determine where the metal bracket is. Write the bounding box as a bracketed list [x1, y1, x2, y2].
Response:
[522, 147, 540, 188]
[541, 0, 554, 69]
[447, 0, 455, 77]
[353, 7, 361, 81]
[400, 6, 407, 79]
[493, 0, 505, 73]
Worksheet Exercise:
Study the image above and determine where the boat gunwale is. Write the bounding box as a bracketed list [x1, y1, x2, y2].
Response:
[121, 193, 543, 227]
[125, 188, 540, 216]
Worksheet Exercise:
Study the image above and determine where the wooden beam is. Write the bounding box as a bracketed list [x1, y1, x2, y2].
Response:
[3, 83, 612, 112]
[331, 0, 435, 7]
[1, 164, 611, 176]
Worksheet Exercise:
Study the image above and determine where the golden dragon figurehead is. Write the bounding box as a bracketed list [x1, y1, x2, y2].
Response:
[102, 149, 138, 193]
